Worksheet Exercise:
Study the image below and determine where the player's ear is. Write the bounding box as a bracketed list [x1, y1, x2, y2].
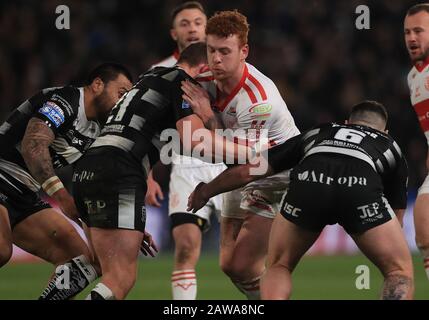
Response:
[91, 77, 105, 96]
[240, 44, 249, 61]
[170, 28, 178, 41]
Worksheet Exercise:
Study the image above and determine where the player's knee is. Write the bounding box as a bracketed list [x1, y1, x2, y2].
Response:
[220, 259, 247, 280]
[0, 243, 12, 267]
[383, 259, 414, 280]
[219, 259, 235, 278]
[104, 267, 137, 299]
[175, 237, 199, 265]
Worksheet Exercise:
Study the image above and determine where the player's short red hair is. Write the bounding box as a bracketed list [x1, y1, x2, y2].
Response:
[206, 10, 249, 46]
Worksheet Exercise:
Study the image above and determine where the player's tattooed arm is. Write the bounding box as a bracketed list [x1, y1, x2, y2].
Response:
[21, 117, 56, 183]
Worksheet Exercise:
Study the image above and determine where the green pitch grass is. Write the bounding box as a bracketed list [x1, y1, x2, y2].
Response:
[0, 254, 428, 299]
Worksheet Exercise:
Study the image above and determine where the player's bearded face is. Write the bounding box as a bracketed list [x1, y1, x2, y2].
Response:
[404, 12, 429, 63]
[207, 34, 247, 81]
[171, 9, 206, 52]
[95, 74, 132, 120]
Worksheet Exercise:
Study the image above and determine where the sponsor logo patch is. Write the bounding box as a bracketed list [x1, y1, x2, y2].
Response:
[249, 103, 272, 114]
[38, 101, 65, 128]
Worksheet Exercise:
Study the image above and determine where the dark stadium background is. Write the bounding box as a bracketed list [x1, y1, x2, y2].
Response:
[1, 0, 429, 299]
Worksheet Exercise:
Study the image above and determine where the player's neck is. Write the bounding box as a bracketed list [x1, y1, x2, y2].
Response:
[217, 63, 246, 96]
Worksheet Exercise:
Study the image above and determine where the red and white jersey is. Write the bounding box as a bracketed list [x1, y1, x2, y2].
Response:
[151, 50, 179, 69]
[199, 63, 300, 147]
[408, 61, 429, 144]
[199, 62, 300, 188]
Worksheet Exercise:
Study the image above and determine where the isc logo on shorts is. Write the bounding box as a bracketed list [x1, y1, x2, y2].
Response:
[282, 201, 301, 217]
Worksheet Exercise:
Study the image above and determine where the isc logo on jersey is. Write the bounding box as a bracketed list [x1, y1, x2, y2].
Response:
[38, 101, 65, 128]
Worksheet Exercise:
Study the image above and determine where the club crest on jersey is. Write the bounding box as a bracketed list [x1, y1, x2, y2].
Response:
[181, 100, 191, 109]
[38, 101, 65, 128]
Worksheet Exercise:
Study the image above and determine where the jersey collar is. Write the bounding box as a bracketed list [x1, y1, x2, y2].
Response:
[415, 55, 429, 72]
[215, 64, 249, 112]
[173, 49, 180, 61]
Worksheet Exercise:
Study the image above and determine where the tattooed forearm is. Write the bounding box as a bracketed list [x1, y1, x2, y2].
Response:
[21, 117, 56, 183]
[381, 275, 413, 300]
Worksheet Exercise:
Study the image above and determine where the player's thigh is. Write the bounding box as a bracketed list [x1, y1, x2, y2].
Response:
[12, 208, 90, 264]
[0, 205, 13, 265]
[232, 213, 273, 264]
[351, 218, 413, 276]
[219, 216, 243, 258]
[267, 213, 320, 271]
[89, 227, 143, 274]
[414, 193, 429, 245]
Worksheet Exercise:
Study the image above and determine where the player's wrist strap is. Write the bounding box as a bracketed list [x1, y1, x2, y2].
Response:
[42, 176, 64, 196]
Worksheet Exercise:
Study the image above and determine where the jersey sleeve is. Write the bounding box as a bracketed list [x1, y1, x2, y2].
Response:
[266, 133, 304, 173]
[31, 87, 78, 134]
[382, 155, 408, 209]
[170, 74, 195, 122]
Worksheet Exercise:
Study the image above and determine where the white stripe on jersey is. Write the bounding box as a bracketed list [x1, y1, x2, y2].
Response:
[0, 173, 23, 194]
[0, 158, 40, 192]
[383, 149, 396, 168]
[50, 137, 83, 164]
[0, 122, 11, 135]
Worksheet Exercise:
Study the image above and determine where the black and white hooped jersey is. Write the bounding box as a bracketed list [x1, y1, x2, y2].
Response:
[0, 86, 100, 191]
[89, 66, 194, 169]
[267, 123, 408, 208]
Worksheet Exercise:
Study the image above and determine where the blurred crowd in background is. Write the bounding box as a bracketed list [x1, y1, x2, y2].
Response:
[0, 0, 426, 190]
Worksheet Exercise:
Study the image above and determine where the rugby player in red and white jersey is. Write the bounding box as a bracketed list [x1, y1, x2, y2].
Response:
[182, 10, 300, 299]
[147, 2, 227, 300]
[405, 3, 429, 281]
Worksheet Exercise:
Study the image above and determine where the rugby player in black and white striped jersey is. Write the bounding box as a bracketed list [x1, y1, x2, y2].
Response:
[0, 63, 132, 300]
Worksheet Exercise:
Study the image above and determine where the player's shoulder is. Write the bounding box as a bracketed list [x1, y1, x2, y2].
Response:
[32, 86, 80, 115]
[246, 63, 277, 90]
[244, 63, 281, 104]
